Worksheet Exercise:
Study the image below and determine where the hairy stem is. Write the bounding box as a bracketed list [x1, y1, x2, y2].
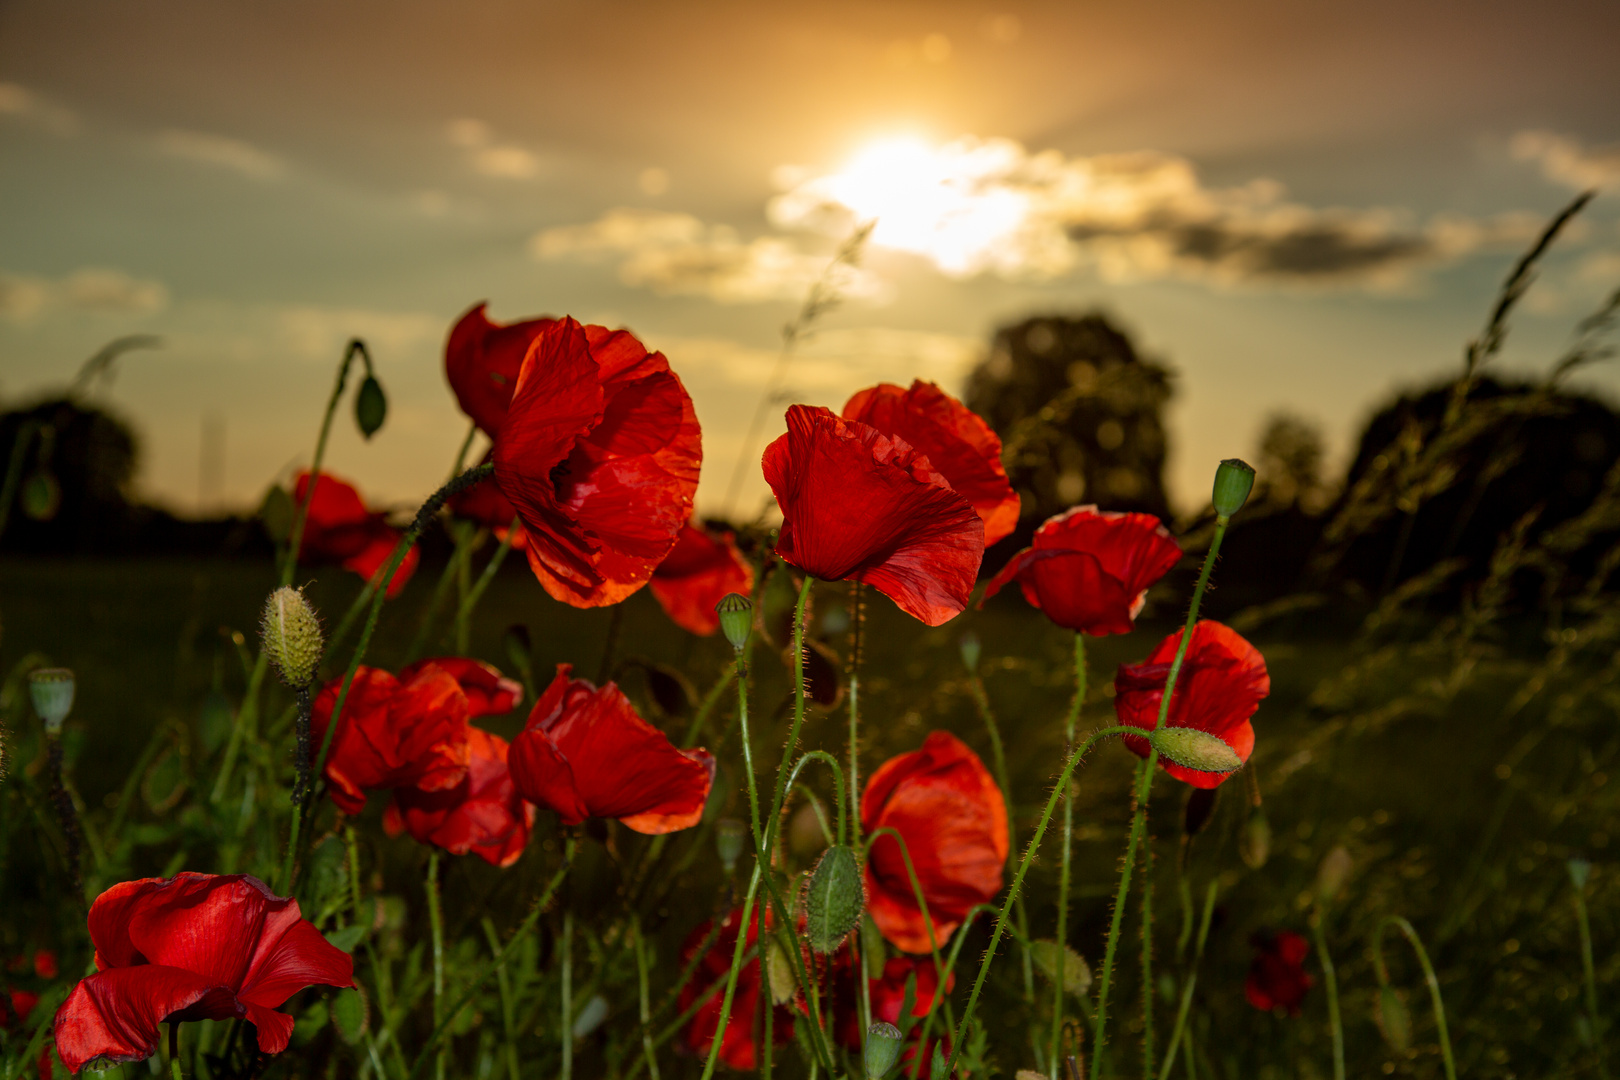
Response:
[1052, 632, 1087, 1078]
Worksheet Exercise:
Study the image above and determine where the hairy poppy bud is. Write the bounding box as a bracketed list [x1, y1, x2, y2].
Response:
[29, 668, 75, 733]
[864, 1021, 903, 1079]
[959, 630, 981, 673]
[714, 592, 753, 652]
[354, 375, 388, 439]
[1314, 845, 1354, 905]
[1212, 458, 1256, 519]
[715, 818, 747, 873]
[765, 939, 797, 1006]
[261, 586, 324, 687]
[1241, 807, 1272, 869]
[804, 844, 864, 953]
[1030, 939, 1092, 996]
[1376, 985, 1412, 1052]
[1149, 727, 1243, 775]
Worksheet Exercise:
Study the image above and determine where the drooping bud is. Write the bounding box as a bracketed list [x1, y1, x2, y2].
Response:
[21, 469, 61, 522]
[1314, 845, 1354, 905]
[1030, 939, 1092, 996]
[261, 586, 324, 687]
[1212, 458, 1256, 519]
[864, 1022, 903, 1079]
[714, 818, 747, 873]
[29, 668, 75, 733]
[1376, 985, 1412, 1052]
[354, 375, 388, 439]
[1240, 807, 1272, 869]
[1149, 727, 1243, 775]
[958, 631, 981, 674]
[714, 592, 753, 652]
[804, 844, 864, 953]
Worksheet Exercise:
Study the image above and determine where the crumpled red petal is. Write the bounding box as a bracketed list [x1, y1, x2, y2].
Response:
[493, 318, 701, 608]
[293, 471, 419, 597]
[385, 727, 536, 867]
[843, 380, 1020, 546]
[311, 665, 471, 815]
[649, 523, 754, 635]
[55, 966, 222, 1072]
[445, 303, 557, 437]
[1115, 620, 1269, 788]
[508, 665, 713, 834]
[764, 405, 984, 627]
[399, 657, 522, 719]
[861, 731, 1007, 953]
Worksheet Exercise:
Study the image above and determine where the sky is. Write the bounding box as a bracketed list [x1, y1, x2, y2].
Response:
[2, 0, 1619, 522]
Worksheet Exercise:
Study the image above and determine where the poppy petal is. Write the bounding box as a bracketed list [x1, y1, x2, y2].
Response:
[649, 524, 754, 636]
[389, 728, 536, 867]
[399, 657, 523, 718]
[445, 303, 557, 436]
[53, 966, 226, 1073]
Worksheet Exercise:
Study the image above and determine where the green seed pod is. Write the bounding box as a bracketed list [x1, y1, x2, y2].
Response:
[864, 1021, 903, 1079]
[1568, 857, 1592, 891]
[715, 818, 747, 873]
[1149, 727, 1243, 775]
[354, 375, 388, 439]
[1314, 845, 1354, 905]
[21, 469, 61, 522]
[714, 592, 753, 652]
[1240, 807, 1272, 869]
[958, 631, 981, 673]
[804, 844, 864, 954]
[1376, 985, 1412, 1053]
[29, 668, 75, 733]
[1212, 458, 1256, 519]
[261, 586, 324, 688]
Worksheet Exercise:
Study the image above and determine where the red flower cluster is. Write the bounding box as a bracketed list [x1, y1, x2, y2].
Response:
[765, 405, 985, 626]
[863, 731, 1007, 953]
[649, 523, 754, 636]
[384, 727, 535, 868]
[983, 506, 1182, 635]
[445, 303, 557, 437]
[52, 874, 352, 1073]
[678, 908, 796, 1070]
[1246, 930, 1313, 1016]
[1114, 620, 1270, 789]
[509, 665, 714, 834]
[293, 471, 419, 598]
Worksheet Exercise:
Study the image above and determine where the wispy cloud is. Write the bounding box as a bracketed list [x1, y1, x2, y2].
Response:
[769, 136, 1539, 288]
[532, 208, 890, 304]
[156, 129, 287, 181]
[1513, 130, 1620, 191]
[0, 268, 169, 322]
[447, 118, 541, 179]
[0, 81, 78, 135]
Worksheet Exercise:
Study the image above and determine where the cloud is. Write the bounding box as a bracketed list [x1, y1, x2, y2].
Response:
[0, 81, 78, 135]
[532, 208, 890, 304]
[656, 327, 980, 393]
[1513, 130, 1620, 191]
[769, 136, 1538, 288]
[156, 129, 287, 181]
[0, 268, 169, 322]
[274, 306, 442, 362]
[446, 118, 541, 179]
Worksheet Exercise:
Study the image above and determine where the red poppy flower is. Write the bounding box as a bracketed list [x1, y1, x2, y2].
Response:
[446, 466, 528, 550]
[764, 405, 985, 627]
[445, 303, 557, 437]
[398, 657, 522, 719]
[982, 506, 1181, 635]
[678, 908, 795, 1070]
[293, 471, 420, 599]
[508, 665, 714, 834]
[311, 664, 471, 815]
[384, 727, 535, 867]
[52, 874, 353, 1073]
[649, 523, 754, 636]
[862, 731, 1008, 953]
[843, 381, 1020, 547]
[492, 317, 702, 609]
[1245, 930, 1313, 1016]
[1114, 620, 1270, 789]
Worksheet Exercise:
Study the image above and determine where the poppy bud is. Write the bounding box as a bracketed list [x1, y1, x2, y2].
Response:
[21, 469, 61, 521]
[1148, 727, 1243, 776]
[330, 986, 369, 1045]
[1241, 808, 1272, 869]
[714, 592, 753, 652]
[959, 631, 981, 673]
[1030, 939, 1092, 996]
[1376, 985, 1412, 1052]
[1314, 845, 1354, 905]
[864, 1021, 904, 1079]
[804, 844, 864, 953]
[1568, 857, 1592, 891]
[715, 818, 747, 872]
[354, 375, 388, 439]
[765, 938, 797, 1006]
[29, 668, 75, 733]
[1212, 458, 1256, 519]
[261, 586, 324, 688]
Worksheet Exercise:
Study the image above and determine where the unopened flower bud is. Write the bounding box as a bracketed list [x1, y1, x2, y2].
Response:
[1240, 807, 1272, 869]
[714, 592, 753, 652]
[29, 668, 75, 733]
[22, 469, 62, 522]
[354, 375, 388, 439]
[765, 939, 797, 1006]
[864, 1021, 903, 1079]
[1376, 985, 1412, 1052]
[958, 631, 981, 673]
[1314, 845, 1354, 905]
[804, 844, 864, 954]
[1149, 727, 1242, 775]
[1212, 458, 1256, 519]
[261, 586, 324, 687]
[715, 818, 747, 873]
[1568, 857, 1592, 891]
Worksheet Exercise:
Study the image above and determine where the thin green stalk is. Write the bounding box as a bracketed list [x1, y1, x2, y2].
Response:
[1571, 866, 1610, 1079]
[282, 340, 371, 588]
[1157, 882, 1217, 1080]
[209, 652, 267, 805]
[455, 519, 518, 642]
[681, 664, 734, 749]
[427, 852, 446, 1080]
[945, 725, 1140, 1078]
[480, 916, 522, 1080]
[1141, 823, 1156, 1080]
[766, 578, 816, 829]
[1311, 914, 1344, 1080]
[698, 866, 763, 1080]
[1373, 917, 1456, 1080]
[759, 900, 774, 1080]
[0, 420, 39, 542]
[561, 909, 573, 1080]
[1052, 632, 1087, 1078]
[324, 581, 379, 667]
[734, 650, 763, 848]
[403, 537, 471, 663]
[633, 916, 662, 1080]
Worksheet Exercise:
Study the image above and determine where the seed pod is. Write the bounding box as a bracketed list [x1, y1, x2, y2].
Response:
[354, 375, 388, 439]
[1376, 985, 1412, 1052]
[1314, 845, 1354, 905]
[714, 818, 747, 873]
[804, 844, 864, 954]
[1149, 727, 1242, 775]
[714, 592, 753, 652]
[1212, 458, 1256, 519]
[864, 1022, 903, 1079]
[29, 668, 75, 733]
[958, 631, 981, 673]
[261, 586, 324, 688]
[21, 469, 61, 521]
[1568, 857, 1592, 891]
[1240, 807, 1272, 869]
